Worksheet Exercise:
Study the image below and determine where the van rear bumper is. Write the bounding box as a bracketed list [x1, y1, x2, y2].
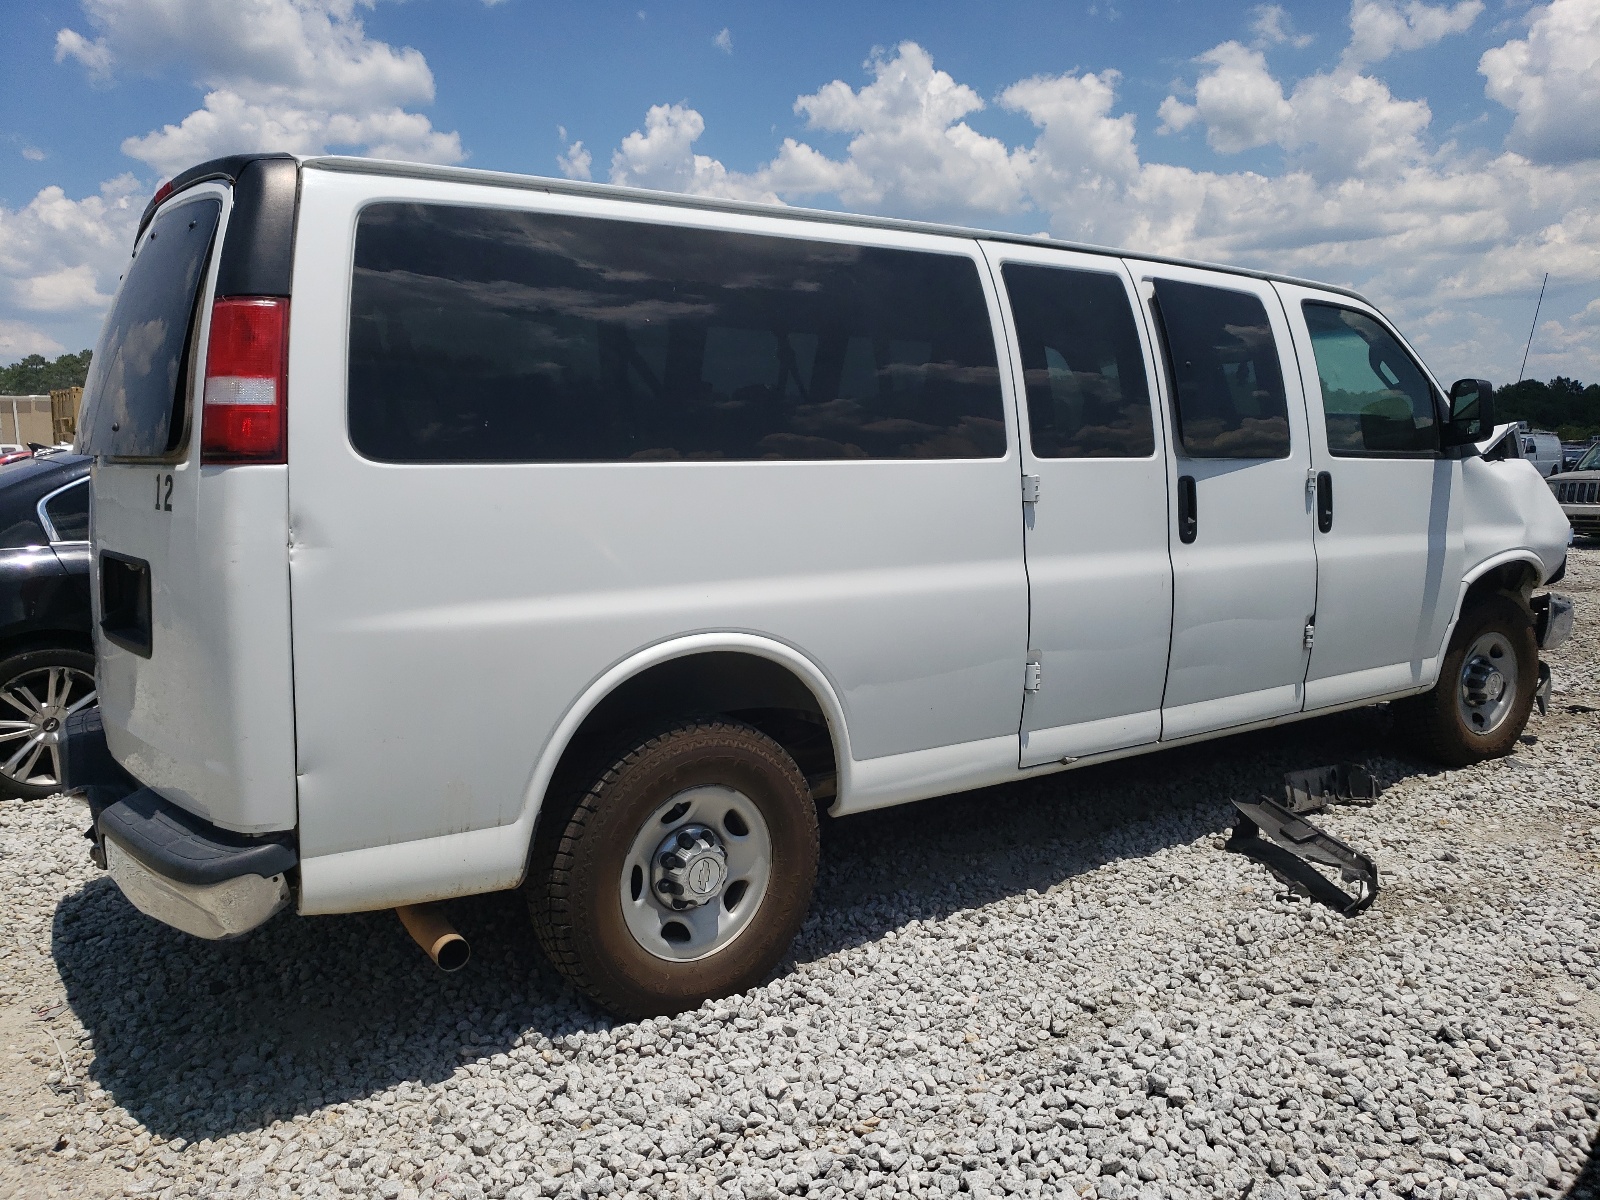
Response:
[63, 712, 297, 939]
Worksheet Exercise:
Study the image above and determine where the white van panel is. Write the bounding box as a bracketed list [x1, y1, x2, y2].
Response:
[1132, 264, 1319, 739]
[91, 182, 298, 834]
[1273, 283, 1467, 710]
[980, 244, 1174, 769]
[286, 168, 1029, 863]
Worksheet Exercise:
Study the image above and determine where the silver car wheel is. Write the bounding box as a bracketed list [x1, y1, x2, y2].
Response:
[0, 665, 97, 790]
[1457, 631, 1518, 736]
[619, 784, 772, 963]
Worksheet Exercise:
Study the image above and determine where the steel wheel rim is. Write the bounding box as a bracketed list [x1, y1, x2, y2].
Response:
[619, 784, 772, 963]
[1457, 631, 1517, 737]
[0, 664, 97, 791]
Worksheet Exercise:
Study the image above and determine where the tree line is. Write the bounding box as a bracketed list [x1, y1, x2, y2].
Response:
[0, 350, 92, 395]
[3, 347, 1598, 441]
[1494, 377, 1600, 441]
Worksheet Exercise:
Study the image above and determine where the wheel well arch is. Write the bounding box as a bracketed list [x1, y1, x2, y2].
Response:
[1461, 553, 1542, 616]
[1434, 552, 1544, 668]
[519, 636, 849, 858]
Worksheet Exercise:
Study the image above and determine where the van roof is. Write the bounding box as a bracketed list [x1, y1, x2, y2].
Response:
[301, 155, 1374, 307]
[146, 151, 1374, 307]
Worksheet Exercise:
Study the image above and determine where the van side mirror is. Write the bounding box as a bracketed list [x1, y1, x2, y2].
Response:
[1443, 378, 1495, 449]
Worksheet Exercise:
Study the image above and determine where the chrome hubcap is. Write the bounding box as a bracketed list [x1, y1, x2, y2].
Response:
[1458, 632, 1517, 736]
[651, 824, 729, 909]
[620, 785, 771, 963]
[0, 665, 97, 790]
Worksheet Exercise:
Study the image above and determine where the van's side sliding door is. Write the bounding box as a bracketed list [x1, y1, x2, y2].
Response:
[982, 245, 1174, 766]
[1134, 265, 1319, 739]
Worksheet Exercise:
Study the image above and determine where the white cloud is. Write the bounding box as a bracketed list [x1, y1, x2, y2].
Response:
[21, 147, 46, 163]
[1480, 0, 1600, 166]
[1156, 43, 1291, 153]
[54, 28, 113, 79]
[1344, 0, 1483, 66]
[713, 27, 732, 54]
[16, 265, 110, 313]
[558, 139, 592, 181]
[1525, 298, 1600, 380]
[0, 321, 67, 362]
[778, 43, 1028, 220]
[1157, 39, 1431, 181]
[1251, 5, 1313, 49]
[0, 176, 143, 318]
[608, 104, 777, 202]
[56, 0, 463, 174]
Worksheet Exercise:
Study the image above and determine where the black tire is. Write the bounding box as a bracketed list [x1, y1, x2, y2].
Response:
[0, 647, 97, 801]
[527, 719, 819, 1018]
[1393, 594, 1537, 768]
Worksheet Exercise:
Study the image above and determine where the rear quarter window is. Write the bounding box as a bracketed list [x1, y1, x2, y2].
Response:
[78, 197, 222, 459]
[347, 203, 1006, 463]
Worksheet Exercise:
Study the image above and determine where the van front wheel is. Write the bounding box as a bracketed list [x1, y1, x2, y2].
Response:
[527, 719, 819, 1018]
[1394, 594, 1537, 768]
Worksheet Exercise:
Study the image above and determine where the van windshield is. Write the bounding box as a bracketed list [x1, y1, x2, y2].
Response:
[78, 197, 222, 459]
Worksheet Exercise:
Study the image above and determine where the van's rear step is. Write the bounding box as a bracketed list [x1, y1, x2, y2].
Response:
[1226, 795, 1379, 916]
[62, 711, 297, 940]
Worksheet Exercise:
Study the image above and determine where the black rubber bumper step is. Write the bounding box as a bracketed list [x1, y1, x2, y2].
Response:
[98, 789, 297, 886]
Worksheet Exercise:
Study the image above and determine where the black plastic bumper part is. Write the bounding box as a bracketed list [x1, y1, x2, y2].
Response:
[62, 707, 297, 885]
[62, 707, 138, 817]
[99, 789, 296, 886]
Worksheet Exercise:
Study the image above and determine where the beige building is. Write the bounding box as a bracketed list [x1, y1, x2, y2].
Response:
[0, 388, 82, 447]
[0, 396, 54, 447]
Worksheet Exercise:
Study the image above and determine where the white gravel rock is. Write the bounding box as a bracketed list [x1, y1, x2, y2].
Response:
[1, 545, 1598, 1200]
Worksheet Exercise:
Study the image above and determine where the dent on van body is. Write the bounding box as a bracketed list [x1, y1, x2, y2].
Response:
[1458, 454, 1570, 584]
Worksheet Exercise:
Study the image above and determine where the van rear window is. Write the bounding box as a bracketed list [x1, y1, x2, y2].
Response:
[347, 204, 1006, 462]
[78, 198, 222, 459]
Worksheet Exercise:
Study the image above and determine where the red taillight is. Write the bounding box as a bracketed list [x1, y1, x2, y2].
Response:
[202, 297, 287, 464]
[151, 180, 174, 209]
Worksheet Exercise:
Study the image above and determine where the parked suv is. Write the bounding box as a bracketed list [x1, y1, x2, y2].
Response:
[66, 154, 1573, 1016]
[1552, 442, 1600, 537]
[0, 450, 94, 798]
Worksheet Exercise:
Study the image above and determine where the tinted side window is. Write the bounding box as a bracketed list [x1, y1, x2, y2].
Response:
[1151, 279, 1290, 459]
[348, 204, 1006, 463]
[43, 478, 90, 541]
[1302, 303, 1439, 456]
[79, 198, 222, 458]
[1001, 264, 1154, 458]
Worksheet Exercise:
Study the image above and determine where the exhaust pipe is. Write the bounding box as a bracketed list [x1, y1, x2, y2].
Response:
[395, 904, 470, 971]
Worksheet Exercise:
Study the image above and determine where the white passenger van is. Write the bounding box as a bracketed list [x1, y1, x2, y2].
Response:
[68, 154, 1573, 1016]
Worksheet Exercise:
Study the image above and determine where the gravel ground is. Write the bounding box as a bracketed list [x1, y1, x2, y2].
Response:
[3, 544, 1598, 1200]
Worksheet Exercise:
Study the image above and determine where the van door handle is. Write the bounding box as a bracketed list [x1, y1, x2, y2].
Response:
[1316, 471, 1333, 533]
[1177, 475, 1197, 543]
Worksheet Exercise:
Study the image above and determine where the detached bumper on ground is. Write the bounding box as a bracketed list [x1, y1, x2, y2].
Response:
[62, 709, 296, 939]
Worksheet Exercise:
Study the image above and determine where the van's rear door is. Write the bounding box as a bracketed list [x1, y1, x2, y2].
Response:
[80, 157, 299, 834]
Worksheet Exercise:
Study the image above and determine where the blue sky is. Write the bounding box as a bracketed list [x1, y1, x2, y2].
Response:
[3, 1, 1598, 385]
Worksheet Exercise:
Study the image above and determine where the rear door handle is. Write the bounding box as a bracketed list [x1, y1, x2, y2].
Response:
[1316, 471, 1333, 533]
[1177, 475, 1197, 543]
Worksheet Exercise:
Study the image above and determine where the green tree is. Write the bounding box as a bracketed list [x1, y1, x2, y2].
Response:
[1494, 376, 1600, 440]
[0, 350, 93, 394]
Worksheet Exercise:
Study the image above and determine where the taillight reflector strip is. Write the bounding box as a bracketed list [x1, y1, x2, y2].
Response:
[202, 297, 287, 464]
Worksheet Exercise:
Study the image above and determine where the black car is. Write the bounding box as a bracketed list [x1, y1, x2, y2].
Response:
[0, 451, 94, 799]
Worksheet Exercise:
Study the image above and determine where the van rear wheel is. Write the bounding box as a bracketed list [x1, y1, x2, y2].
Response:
[527, 719, 819, 1018]
[1393, 594, 1537, 768]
